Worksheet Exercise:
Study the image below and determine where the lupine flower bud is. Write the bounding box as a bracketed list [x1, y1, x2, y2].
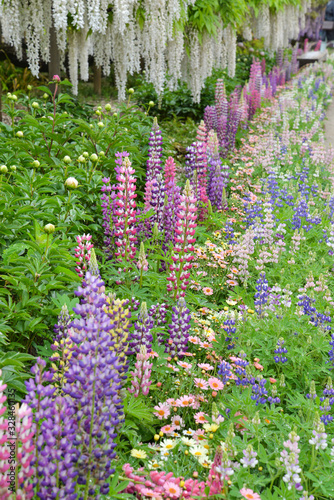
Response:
[152, 222, 159, 240]
[137, 242, 148, 271]
[88, 248, 100, 278]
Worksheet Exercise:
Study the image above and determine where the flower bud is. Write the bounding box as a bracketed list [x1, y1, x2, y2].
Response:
[83, 152, 89, 158]
[98, 121, 104, 128]
[113, 112, 118, 117]
[16, 131, 24, 138]
[78, 155, 85, 163]
[12, 94, 18, 101]
[44, 223, 55, 234]
[95, 109, 101, 116]
[65, 177, 78, 190]
[0, 165, 8, 174]
[53, 75, 61, 83]
[90, 153, 98, 162]
[149, 101, 155, 107]
[27, 85, 32, 91]
[105, 103, 112, 111]
[128, 88, 134, 94]
[10, 165, 16, 171]
[98, 151, 105, 157]
[31, 102, 39, 109]
[63, 155, 71, 164]
[32, 160, 40, 168]
[43, 93, 49, 99]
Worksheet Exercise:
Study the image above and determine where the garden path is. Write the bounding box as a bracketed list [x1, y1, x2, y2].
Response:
[325, 98, 334, 149]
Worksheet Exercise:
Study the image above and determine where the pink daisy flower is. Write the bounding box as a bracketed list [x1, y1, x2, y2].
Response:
[200, 341, 212, 349]
[198, 363, 214, 371]
[176, 395, 193, 407]
[163, 482, 182, 499]
[166, 398, 177, 407]
[194, 378, 209, 390]
[240, 488, 261, 500]
[177, 361, 192, 371]
[202, 287, 214, 296]
[193, 429, 206, 441]
[188, 394, 200, 409]
[171, 415, 184, 429]
[194, 411, 209, 424]
[189, 336, 200, 344]
[161, 424, 176, 435]
[208, 377, 224, 390]
[153, 403, 170, 420]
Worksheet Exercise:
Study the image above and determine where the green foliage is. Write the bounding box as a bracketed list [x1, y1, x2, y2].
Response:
[0, 82, 174, 383]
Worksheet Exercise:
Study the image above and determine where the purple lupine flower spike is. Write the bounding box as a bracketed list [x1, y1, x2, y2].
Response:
[128, 301, 154, 355]
[146, 117, 163, 182]
[163, 298, 191, 357]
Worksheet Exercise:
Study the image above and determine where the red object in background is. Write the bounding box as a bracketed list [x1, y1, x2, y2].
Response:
[314, 40, 322, 50]
[304, 38, 309, 52]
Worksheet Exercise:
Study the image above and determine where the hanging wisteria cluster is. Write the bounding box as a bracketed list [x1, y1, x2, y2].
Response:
[0, 0, 311, 100]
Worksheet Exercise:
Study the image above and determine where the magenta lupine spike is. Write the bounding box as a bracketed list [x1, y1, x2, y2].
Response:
[164, 156, 176, 185]
[15, 403, 35, 499]
[195, 141, 208, 200]
[128, 345, 153, 397]
[144, 179, 154, 211]
[207, 446, 224, 495]
[167, 180, 197, 299]
[163, 181, 181, 244]
[0, 373, 35, 499]
[113, 151, 137, 262]
[261, 58, 266, 75]
[0, 374, 11, 499]
[196, 120, 208, 145]
[74, 234, 94, 277]
[147, 117, 163, 182]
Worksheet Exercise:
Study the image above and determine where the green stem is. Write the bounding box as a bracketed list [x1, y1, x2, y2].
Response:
[308, 446, 317, 474]
[88, 160, 99, 184]
[42, 234, 50, 263]
[64, 191, 72, 220]
[139, 267, 143, 288]
[11, 101, 14, 137]
[30, 168, 36, 197]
